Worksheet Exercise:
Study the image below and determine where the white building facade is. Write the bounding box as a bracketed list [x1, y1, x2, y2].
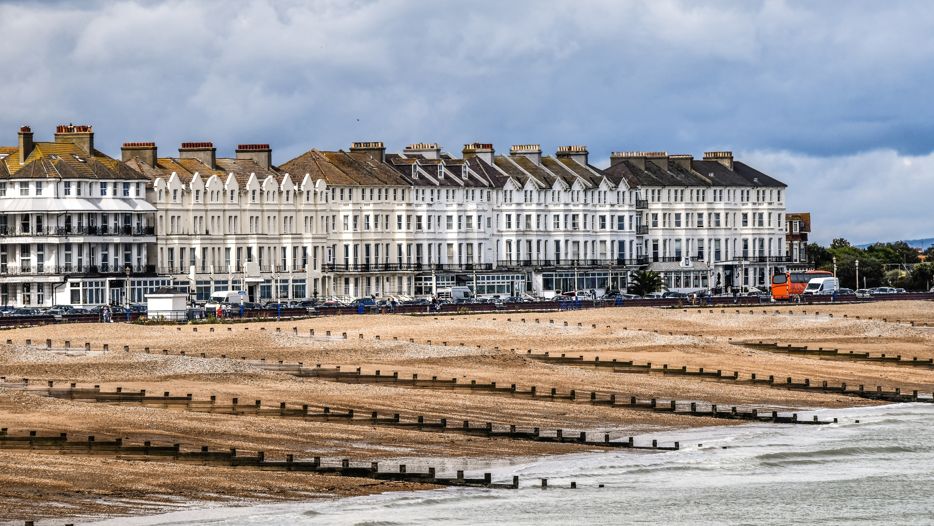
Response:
[0, 125, 160, 308]
[128, 140, 787, 302]
[0, 124, 789, 307]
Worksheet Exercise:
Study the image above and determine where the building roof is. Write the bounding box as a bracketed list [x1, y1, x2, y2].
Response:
[603, 157, 785, 188]
[1, 142, 148, 181]
[127, 156, 285, 186]
[279, 149, 409, 187]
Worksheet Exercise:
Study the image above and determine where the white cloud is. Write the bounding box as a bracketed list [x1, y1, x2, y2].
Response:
[743, 148, 934, 245]
[0, 0, 931, 243]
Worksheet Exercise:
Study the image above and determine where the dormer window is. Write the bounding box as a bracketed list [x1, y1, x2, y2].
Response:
[229, 190, 235, 202]
[251, 190, 257, 203]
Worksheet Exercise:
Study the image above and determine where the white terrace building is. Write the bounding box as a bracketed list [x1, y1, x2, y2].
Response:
[0, 124, 790, 307]
[0, 125, 159, 307]
[124, 138, 788, 303]
[604, 150, 788, 291]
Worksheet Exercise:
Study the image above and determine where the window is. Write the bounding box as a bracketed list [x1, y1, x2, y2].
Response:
[19, 182, 28, 196]
[63, 182, 71, 196]
[0, 182, 6, 196]
[123, 182, 131, 197]
[35, 181, 43, 196]
[100, 182, 108, 196]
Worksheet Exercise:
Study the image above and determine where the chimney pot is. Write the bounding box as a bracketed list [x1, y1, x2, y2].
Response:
[349, 141, 386, 162]
[509, 144, 542, 165]
[179, 142, 216, 169]
[54, 123, 94, 154]
[703, 151, 734, 170]
[17, 125, 34, 165]
[122, 142, 158, 167]
[556, 145, 589, 166]
[235, 144, 272, 170]
[462, 142, 494, 164]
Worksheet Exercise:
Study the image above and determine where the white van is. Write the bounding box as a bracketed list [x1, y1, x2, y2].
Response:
[205, 290, 246, 310]
[803, 277, 839, 295]
[437, 286, 473, 302]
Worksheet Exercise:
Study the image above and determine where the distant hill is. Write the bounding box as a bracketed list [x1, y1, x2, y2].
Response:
[855, 237, 934, 250]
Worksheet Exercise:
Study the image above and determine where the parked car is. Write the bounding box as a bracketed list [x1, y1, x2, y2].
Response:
[837, 288, 855, 295]
[894, 288, 906, 294]
[644, 291, 666, 299]
[871, 287, 897, 295]
[855, 288, 873, 299]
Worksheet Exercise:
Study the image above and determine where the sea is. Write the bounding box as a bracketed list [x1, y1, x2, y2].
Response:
[87, 403, 934, 526]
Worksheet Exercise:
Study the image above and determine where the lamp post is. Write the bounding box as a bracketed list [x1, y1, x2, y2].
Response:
[832, 256, 837, 278]
[855, 259, 859, 290]
[124, 265, 131, 322]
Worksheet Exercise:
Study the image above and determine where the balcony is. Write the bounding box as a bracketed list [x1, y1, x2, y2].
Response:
[635, 199, 648, 210]
[0, 264, 156, 277]
[0, 226, 155, 237]
[635, 225, 649, 235]
[324, 263, 495, 273]
[495, 258, 645, 269]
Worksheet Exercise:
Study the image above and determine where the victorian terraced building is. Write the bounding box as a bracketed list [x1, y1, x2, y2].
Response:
[0, 124, 790, 307]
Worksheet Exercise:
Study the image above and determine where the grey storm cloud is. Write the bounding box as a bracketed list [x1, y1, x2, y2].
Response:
[1, 0, 933, 244]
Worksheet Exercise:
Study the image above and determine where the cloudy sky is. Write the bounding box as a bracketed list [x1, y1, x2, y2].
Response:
[1, 0, 932, 244]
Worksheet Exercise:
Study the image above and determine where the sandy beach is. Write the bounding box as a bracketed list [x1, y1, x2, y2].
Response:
[1, 300, 932, 523]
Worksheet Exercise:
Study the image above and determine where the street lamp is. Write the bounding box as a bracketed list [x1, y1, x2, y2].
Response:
[855, 259, 859, 290]
[832, 256, 837, 278]
[124, 265, 131, 322]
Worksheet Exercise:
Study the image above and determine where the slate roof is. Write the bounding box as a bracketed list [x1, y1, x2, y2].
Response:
[127, 155, 287, 187]
[602, 158, 786, 188]
[279, 149, 408, 187]
[1, 142, 148, 181]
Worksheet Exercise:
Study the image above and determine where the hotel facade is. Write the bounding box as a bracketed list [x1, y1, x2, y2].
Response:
[1, 124, 790, 307]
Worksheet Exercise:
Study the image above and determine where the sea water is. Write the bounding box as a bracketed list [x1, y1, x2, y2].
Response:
[87, 404, 934, 526]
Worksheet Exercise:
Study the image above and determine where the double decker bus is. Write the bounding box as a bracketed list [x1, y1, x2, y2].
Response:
[771, 270, 833, 300]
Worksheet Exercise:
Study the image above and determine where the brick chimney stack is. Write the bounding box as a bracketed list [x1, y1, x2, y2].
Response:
[179, 142, 216, 169]
[556, 145, 589, 166]
[54, 124, 94, 154]
[122, 142, 158, 168]
[462, 143, 494, 165]
[704, 151, 734, 170]
[235, 144, 272, 170]
[349, 141, 386, 162]
[17, 125, 34, 165]
[404, 143, 441, 160]
[510, 144, 542, 166]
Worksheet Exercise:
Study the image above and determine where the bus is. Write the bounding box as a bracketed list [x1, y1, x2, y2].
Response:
[771, 270, 833, 301]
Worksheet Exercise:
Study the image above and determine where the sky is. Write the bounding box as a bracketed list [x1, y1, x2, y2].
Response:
[1, 0, 933, 245]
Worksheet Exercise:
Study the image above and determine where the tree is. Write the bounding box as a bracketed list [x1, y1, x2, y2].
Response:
[628, 270, 663, 297]
[807, 243, 832, 269]
[830, 238, 851, 250]
[883, 269, 909, 288]
[923, 245, 934, 261]
[908, 262, 934, 291]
